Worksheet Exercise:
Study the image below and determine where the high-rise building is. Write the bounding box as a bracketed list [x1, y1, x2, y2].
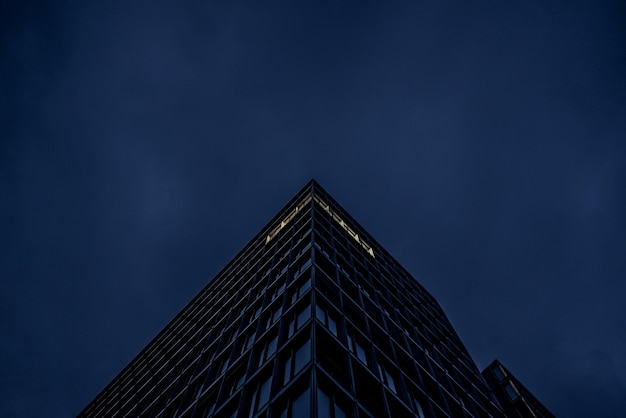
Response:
[79, 180, 550, 417]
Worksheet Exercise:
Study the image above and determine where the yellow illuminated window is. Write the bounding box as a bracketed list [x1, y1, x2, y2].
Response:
[314, 195, 375, 258]
[266, 195, 312, 244]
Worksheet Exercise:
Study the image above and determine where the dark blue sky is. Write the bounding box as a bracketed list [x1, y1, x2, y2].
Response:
[2, 0, 625, 416]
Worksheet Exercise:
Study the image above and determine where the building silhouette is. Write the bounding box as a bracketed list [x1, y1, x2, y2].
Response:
[79, 180, 551, 417]
[482, 360, 554, 418]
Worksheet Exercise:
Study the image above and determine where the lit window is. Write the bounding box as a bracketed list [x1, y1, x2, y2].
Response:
[313, 195, 375, 258]
[266, 195, 312, 244]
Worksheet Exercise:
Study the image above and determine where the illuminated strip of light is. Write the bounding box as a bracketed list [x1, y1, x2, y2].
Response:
[313, 195, 375, 258]
[266, 194, 313, 244]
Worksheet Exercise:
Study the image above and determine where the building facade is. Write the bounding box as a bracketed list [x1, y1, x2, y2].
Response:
[80, 181, 547, 417]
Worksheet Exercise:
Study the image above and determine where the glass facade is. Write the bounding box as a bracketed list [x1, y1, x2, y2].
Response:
[79, 180, 550, 417]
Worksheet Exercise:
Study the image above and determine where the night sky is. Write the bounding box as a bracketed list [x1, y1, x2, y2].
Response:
[2, 1, 625, 417]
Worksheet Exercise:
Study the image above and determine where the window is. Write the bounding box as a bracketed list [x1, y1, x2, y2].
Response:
[316, 331, 351, 390]
[343, 298, 367, 332]
[378, 363, 397, 394]
[228, 369, 246, 395]
[315, 304, 338, 337]
[283, 339, 311, 384]
[250, 375, 273, 414]
[317, 388, 347, 418]
[187, 371, 211, 404]
[358, 282, 371, 299]
[221, 327, 238, 350]
[295, 242, 312, 263]
[346, 334, 367, 366]
[219, 357, 230, 375]
[241, 331, 256, 355]
[258, 334, 278, 367]
[291, 276, 312, 304]
[410, 395, 426, 418]
[271, 282, 286, 302]
[504, 382, 518, 400]
[315, 256, 338, 285]
[231, 301, 246, 321]
[195, 388, 218, 417]
[220, 396, 241, 418]
[277, 260, 289, 278]
[265, 304, 283, 330]
[277, 386, 310, 418]
[273, 307, 283, 323]
[287, 304, 311, 338]
[249, 304, 263, 324]
[255, 285, 268, 302]
[493, 365, 506, 381]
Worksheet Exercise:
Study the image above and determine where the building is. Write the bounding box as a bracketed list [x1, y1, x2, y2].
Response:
[79, 180, 549, 417]
[482, 360, 554, 418]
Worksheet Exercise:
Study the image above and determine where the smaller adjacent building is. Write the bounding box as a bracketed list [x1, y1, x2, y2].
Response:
[482, 360, 554, 418]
